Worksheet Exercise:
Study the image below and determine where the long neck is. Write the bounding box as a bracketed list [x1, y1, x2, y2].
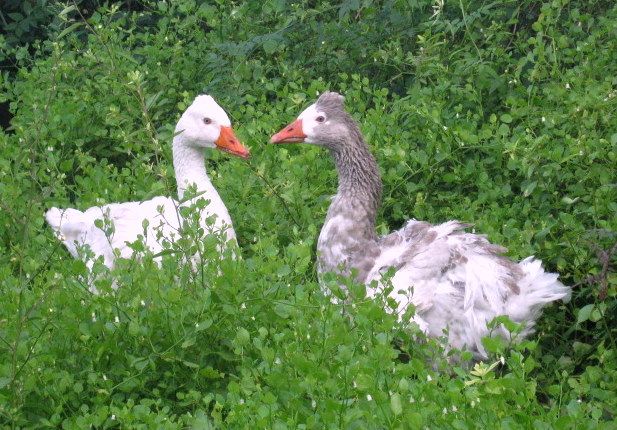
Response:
[327, 128, 382, 240]
[171, 133, 223, 207]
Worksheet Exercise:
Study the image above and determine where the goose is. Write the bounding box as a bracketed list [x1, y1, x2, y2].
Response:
[45, 95, 249, 283]
[271, 91, 570, 358]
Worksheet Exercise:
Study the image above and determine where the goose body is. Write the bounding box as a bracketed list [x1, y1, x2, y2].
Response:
[46, 95, 249, 278]
[271, 92, 570, 358]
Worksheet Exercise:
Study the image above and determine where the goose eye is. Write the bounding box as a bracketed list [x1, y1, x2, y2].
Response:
[203, 117, 212, 125]
[316, 116, 325, 123]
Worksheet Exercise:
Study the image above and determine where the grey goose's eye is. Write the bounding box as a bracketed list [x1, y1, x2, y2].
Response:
[203, 117, 212, 125]
[316, 115, 326, 123]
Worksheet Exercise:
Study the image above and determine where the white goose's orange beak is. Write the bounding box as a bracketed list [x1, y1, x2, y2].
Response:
[215, 126, 250, 158]
[270, 119, 306, 143]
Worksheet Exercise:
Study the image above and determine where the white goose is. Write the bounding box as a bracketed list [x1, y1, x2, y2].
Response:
[271, 91, 570, 358]
[46, 95, 249, 280]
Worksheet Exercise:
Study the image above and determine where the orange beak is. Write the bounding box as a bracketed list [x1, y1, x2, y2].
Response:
[215, 126, 250, 159]
[270, 119, 306, 143]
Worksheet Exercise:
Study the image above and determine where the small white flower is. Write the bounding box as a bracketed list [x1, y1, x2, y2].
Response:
[541, 116, 546, 122]
[92, 312, 97, 322]
[47, 146, 54, 152]
[577, 399, 582, 403]
[274, 357, 281, 365]
[565, 83, 571, 89]
[427, 374, 432, 382]
[306, 334, 310, 340]
[311, 399, 317, 409]
[366, 394, 372, 401]
[140, 300, 145, 306]
[114, 316, 120, 324]
[409, 396, 415, 403]
[239, 398, 245, 404]
[500, 356, 505, 365]
[353, 380, 357, 388]
[103, 374, 107, 381]
[443, 407, 448, 414]
[452, 405, 457, 412]
[111, 415, 116, 420]
[471, 400, 476, 408]
[241, 303, 246, 310]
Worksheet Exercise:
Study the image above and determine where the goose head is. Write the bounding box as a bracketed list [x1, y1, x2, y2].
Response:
[270, 92, 354, 150]
[176, 95, 250, 158]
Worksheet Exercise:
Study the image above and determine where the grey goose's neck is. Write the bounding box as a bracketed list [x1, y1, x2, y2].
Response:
[327, 128, 382, 235]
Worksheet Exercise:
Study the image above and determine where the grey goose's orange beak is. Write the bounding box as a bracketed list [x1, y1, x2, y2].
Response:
[215, 126, 250, 158]
[270, 119, 306, 143]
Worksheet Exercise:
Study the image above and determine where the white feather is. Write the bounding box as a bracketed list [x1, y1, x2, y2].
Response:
[45, 95, 240, 289]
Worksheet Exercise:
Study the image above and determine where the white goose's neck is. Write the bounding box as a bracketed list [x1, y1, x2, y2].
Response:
[172, 139, 215, 200]
[171, 135, 235, 242]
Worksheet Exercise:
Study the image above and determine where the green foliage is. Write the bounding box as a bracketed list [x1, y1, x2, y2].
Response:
[1, 0, 616, 427]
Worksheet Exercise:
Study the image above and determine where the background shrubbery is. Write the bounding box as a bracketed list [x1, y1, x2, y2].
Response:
[1, 0, 616, 427]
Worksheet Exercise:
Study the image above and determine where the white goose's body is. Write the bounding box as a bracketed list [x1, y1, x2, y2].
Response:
[45, 95, 248, 279]
[272, 92, 570, 358]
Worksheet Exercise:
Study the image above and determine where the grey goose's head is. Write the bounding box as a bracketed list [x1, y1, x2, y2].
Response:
[270, 92, 363, 151]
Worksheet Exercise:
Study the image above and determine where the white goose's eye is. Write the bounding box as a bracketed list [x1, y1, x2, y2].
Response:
[316, 115, 326, 123]
[203, 117, 212, 125]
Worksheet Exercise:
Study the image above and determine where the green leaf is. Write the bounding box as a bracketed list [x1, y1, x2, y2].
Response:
[561, 196, 579, 205]
[235, 327, 250, 346]
[57, 22, 84, 40]
[338, 0, 360, 19]
[274, 302, 291, 319]
[390, 393, 403, 416]
[182, 337, 196, 348]
[577, 304, 594, 324]
[0, 377, 11, 389]
[195, 319, 213, 332]
[500, 113, 513, 123]
[58, 5, 77, 19]
[262, 39, 278, 55]
[523, 181, 537, 197]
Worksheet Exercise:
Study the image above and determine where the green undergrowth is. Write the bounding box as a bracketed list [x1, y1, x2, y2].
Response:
[0, 0, 616, 428]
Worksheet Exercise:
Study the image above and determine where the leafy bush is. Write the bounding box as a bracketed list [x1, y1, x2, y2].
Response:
[0, 0, 615, 427]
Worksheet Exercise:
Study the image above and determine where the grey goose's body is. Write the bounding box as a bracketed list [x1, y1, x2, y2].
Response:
[271, 92, 570, 358]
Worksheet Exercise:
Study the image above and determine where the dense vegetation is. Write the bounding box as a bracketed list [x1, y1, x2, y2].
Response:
[1, 0, 616, 427]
